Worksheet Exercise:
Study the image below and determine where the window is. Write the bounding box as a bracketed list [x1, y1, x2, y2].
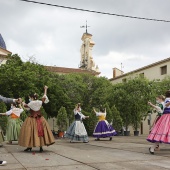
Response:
[160, 65, 167, 75]
[139, 73, 144, 78]
[122, 78, 127, 83]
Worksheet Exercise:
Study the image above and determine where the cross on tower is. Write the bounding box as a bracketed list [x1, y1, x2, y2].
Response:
[80, 20, 90, 33]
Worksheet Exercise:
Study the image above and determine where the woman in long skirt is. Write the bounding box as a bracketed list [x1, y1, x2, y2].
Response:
[148, 95, 165, 130]
[66, 103, 89, 143]
[0, 95, 21, 166]
[0, 103, 23, 143]
[93, 107, 117, 141]
[18, 86, 55, 152]
[147, 90, 170, 154]
[148, 95, 165, 150]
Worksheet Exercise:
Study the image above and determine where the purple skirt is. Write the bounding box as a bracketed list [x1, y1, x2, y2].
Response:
[93, 120, 117, 138]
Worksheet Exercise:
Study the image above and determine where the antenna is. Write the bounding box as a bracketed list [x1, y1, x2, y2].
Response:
[121, 63, 124, 74]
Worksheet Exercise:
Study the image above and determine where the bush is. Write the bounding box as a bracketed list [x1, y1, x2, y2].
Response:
[83, 110, 98, 136]
[56, 106, 68, 131]
[111, 105, 123, 132]
[20, 109, 28, 122]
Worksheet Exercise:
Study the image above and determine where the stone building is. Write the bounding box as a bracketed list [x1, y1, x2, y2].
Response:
[110, 57, 170, 135]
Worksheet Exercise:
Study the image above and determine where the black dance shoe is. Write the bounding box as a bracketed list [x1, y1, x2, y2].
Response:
[155, 144, 160, 151]
[39, 147, 43, 152]
[24, 148, 32, 152]
[109, 137, 112, 141]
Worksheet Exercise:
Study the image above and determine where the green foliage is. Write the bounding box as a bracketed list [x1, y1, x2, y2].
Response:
[111, 105, 123, 132]
[108, 76, 156, 131]
[103, 103, 112, 123]
[83, 110, 98, 136]
[56, 106, 68, 131]
[67, 108, 75, 126]
[40, 107, 48, 120]
[2, 54, 170, 135]
[0, 102, 7, 134]
[20, 109, 28, 122]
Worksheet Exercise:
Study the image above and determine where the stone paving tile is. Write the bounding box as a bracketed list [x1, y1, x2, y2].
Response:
[12, 151, 80, 168]
[27, 164, 96, 170]
[51, 143, 166, 164]
[0, 136, 170, 170]
[0, 163, 25, 170]
[89, 160, 170, 170]
[0, 153, 19, 164]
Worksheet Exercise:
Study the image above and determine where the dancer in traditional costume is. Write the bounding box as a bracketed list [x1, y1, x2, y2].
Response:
[0, 103, 23, 143]
[148, 95, 165, 129]
[18, 86, 55, 152]
[66, 103, 89, 143]
[147, 90, 170, 154]
[148, 95, 165, 150]
[0, 95, 21, 166]
[93, 107, 117, 141]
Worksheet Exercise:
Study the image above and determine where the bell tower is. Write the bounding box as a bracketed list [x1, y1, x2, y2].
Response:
[79, 22, 99, 72]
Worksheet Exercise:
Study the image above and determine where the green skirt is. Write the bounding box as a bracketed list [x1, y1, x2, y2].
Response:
[6, 117, 23, 141]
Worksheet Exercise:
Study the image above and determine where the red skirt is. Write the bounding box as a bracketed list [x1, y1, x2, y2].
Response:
[147, 114, 170, 144]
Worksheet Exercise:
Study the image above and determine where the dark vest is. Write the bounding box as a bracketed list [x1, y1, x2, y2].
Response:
[75, 113, 81, 120]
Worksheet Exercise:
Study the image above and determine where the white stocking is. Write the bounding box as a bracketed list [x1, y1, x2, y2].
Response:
[151, 142, 159, 152]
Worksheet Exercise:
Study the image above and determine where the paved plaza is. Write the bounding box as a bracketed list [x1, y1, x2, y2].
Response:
[0, 135, 170, 170]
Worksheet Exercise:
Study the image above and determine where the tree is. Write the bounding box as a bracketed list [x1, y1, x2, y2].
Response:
[111, 105, 123, 133]
[126, 77, 154, 131]
[108, 76, 156, 132]
[56, 106, 68, 132]
[103, 103, 112, 123]
[40, 107, 47, 120]
[109, 83, 132, 131]
[20, 110, 28, 122]
[83, 110, 98, 136]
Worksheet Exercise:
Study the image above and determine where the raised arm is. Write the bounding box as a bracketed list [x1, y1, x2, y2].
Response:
[148, 102, 158, 110]
[0, 109, 12, 116]
[93, 107, 97, 114]
[0, 95, 16, 104]
[0, 113, 6, 116]
[44, 86, 48, 96]
[0, 96, 22, 105]
[42, 86, 49, 103]
[148, 101, 163, 114]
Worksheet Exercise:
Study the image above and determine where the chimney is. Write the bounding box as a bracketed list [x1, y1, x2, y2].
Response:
[112, 68, 124, 78]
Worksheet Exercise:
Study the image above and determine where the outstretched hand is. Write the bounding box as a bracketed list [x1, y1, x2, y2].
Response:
[16, 98, 22, 104]
[148, 101, 152, 106]
[44, 85, 48, 90]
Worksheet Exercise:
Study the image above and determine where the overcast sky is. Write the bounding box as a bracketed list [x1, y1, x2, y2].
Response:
[1, 0, 170, 78]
